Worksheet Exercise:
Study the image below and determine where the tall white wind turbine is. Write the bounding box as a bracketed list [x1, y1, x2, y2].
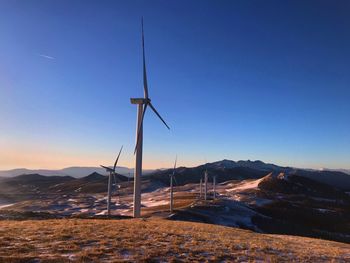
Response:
[100, 146, 123, 216]
[130, 18, 170, 218]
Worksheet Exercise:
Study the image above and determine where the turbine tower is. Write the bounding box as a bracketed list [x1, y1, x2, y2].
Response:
[131, 19, 170, 218]
[170, 156, 177, 213]
[213, 175, 216, 199]
[100, 146, 123, 216]
[204, 169, 208, 201]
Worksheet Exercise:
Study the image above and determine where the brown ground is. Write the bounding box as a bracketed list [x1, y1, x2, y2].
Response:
[0, 218, 349, 262]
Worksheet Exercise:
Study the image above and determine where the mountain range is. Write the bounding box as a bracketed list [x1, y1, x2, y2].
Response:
[1, 159, 349, 190]
[0, 166, 154, 178]
[149, 159, 350, 190]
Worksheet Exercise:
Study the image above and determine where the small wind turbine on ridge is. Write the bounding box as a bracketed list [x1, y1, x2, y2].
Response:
[100, 146, 123, 216]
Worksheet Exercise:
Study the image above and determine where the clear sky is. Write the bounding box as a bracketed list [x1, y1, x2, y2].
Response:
[1, 0, 349, 170]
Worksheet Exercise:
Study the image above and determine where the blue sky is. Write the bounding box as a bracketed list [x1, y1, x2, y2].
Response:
[0, 0, 349, 169]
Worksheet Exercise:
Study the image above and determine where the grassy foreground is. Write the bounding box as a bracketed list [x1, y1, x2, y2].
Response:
[0, 218, 349, 262]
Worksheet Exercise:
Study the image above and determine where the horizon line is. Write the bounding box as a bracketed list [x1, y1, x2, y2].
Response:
[1, 159, 349, 172]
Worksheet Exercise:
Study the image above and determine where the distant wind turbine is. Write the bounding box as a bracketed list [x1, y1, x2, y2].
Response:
[169, 156, 178, 213]
[130, 18, 170, 218]
[100, 146, 123, 216]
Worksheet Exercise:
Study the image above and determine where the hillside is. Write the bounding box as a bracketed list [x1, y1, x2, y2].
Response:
[164, 173, 350, 243]
[0, 218, 349, 262]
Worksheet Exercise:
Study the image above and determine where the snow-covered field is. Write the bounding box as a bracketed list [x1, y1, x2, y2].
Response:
[226, 177, 265, 192]
[0, 177, 268, 219]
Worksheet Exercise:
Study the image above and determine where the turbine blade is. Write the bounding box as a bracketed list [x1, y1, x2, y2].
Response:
[113, 145, 123, 171]
[134, 104, 148, 154]
[142, 18, 149, 99]
[149, 102, 170, 130]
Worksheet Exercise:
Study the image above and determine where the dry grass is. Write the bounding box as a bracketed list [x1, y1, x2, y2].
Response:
[0, 218, 349, 262]
[142, 192, 197, 214]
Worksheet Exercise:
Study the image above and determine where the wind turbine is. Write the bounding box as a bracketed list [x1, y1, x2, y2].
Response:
[100, 146, 123, 216]
[130, 18, 170, 218]
[170, 156, 177, 213]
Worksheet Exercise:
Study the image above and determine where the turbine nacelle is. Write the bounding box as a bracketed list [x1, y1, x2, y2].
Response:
[130, 98, 149, 104]
[100, 145, 123, 174]
[100, 165, 114, 173]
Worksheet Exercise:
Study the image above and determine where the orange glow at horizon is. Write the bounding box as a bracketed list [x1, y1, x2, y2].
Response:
[0, 145, 199, 170]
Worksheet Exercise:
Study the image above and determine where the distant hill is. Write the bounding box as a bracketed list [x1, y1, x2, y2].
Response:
[258, 172, 349, 200]
[148, 159, 350, 190]
[321, 168, 350, 175]
[204, 159, 293, 172]
[0, 166, 154, 178]
[148, 165, 268, 186]
[0, 173, 76, 202]
[0, 172, 130, 202]
[4, 173, 75, 185]
[287, 169, 350, 190]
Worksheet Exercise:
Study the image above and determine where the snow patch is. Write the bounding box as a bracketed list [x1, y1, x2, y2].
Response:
[142, 199, 168, 207]
[0, 203, 15, 209]
[96, 210, 108, 215]
[227, 177, 265, 192]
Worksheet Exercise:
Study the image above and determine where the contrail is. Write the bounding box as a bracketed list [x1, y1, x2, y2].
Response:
[38, 54, 55, 60]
